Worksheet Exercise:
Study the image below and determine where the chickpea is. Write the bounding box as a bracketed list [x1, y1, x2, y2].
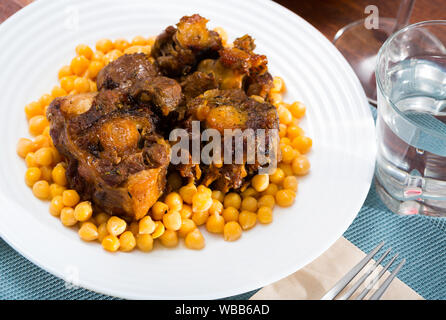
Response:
[223, 221, 242, 241]
[103, 49, 122, 65]
[32, 180, 50, 200]
[164, 192, 183, 211]
[25, 167, 41, 187]
[257, 195, 275, 209]
[31, 135, 50, 150]
[185, 228, 205, 250]
[49, 183, 66, 199]
[197, 185, 212, 197]
[151, 221, 165, 239]
[241, 196, 258, 212]
[151, 201, 168, 220]
[288, 101, 306, 118]
[262, 183, 279, 197]
[283, 176, 298, 192]
[251, 174, 269, 192]
[139, 215, 156, 234]
[178, 218, 196, 238]
[287, 126, 304, 140]
[269, 168, 285, 185]
[78, 222, 98, 241]
[39, 166, 53, 182]
[179, 204, 193, 219]
[192, 192, 213, 212]
[95, 38, 114, 53]
[275, 189, 296, 207]
[95, 212, 110, 225]
[241, 187, 258, 199]
[74, 201, 93, 222]
[97, 223, 108, 242]
[60, 207, 77, 227]
[75, 44, 93, 59]
[49, 195, 64, 217]
[211, 190, 225, 203]
[102, 235, 120, 252]
[223, 192, 242, 209]
[292, 136, 312, 154]
[257, 207, 273, 224]
[58, 65, 72, 79]
[70, 55, 90, 76]
[206, 214, 225, 234]
[59, 76, 75, 92]
[119, 231, 136, 252]
[192, 210, 209, 226]
[87, 60, 104, 79]
[73, 77, 90, 93]
[239, 211, 257, 230]
[106, 216, 127, 236]
[62, 190, 80, 207]
[92, 50, 105, 61]
[279, 163, 294, 177]
[163, 210, 182, 231]
[136, 233, 153, 252]
[38, 94, 52, 108]
[277, 105, 292, 124]
[51, 86, 67, 98]
[281, 144, 299, 164]
[131, 35, 147, 46]
[209, 199, 223, 215]
[29, 115, 49, 136]
[280, 137, 291, 145]
[34, 147, 53, 166]
[292, 155, 311, 176]
[17, 138, 34, 158]
[113, 38, 130, 51]
[52, 164, 67, 186]
[179, 183, 197, 205]
[24, 101, 43, 119]
[159, 230, 179, 247]
[279, 123, 287, 138]
[222, 207, 239, 222]
[272, 76, 285, 93]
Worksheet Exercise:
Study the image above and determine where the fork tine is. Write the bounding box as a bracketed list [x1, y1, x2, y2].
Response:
[337, 248, 391, 300]
[320, 241, 385, 300]
[355, 253, 399, 300]
[368, 258, 406, 300]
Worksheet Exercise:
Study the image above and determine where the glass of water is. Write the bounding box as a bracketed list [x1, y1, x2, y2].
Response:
[376, 21, 446, 217]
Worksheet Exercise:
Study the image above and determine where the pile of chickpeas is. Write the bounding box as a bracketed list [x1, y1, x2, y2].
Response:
[16, 31, 312, 253]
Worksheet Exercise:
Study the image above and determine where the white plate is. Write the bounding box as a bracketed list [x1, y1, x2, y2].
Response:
[0, 0, 375, 299]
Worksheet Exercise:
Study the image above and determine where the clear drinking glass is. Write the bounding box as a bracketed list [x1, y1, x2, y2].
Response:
[375, 21, 446, 217]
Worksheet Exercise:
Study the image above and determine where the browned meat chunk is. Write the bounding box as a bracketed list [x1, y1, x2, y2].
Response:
[180, 71, 218, 101]
[47, 90, 170, 220]
[96, 53, 159, 90]
[197, 35, 273, 99]
[178, 89, 279, 192]
[152, 14, 223, 77]
[97, 53, 182, 116]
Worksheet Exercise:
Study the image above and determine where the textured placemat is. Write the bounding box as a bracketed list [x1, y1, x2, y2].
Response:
[1, 106, 445, 300]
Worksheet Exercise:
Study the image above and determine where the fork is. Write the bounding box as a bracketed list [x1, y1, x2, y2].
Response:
[321, 241, 406, 300]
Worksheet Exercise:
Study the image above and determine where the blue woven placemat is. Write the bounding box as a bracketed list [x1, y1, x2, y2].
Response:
[2, 107, 446, 300]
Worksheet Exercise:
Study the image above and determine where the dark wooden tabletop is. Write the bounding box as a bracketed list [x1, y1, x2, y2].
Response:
[2, 0, 445, 39]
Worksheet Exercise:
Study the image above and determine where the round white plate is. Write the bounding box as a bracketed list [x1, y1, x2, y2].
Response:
[0, 0, 375, 299]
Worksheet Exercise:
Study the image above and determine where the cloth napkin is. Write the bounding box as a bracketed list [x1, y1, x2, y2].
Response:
[250, 237, 423, 300]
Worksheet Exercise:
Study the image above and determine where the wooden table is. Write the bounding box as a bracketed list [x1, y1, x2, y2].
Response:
[2, 0, 445, 40]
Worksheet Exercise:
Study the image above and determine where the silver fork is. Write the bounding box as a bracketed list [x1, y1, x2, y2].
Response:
[321, 241, 406, 300]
